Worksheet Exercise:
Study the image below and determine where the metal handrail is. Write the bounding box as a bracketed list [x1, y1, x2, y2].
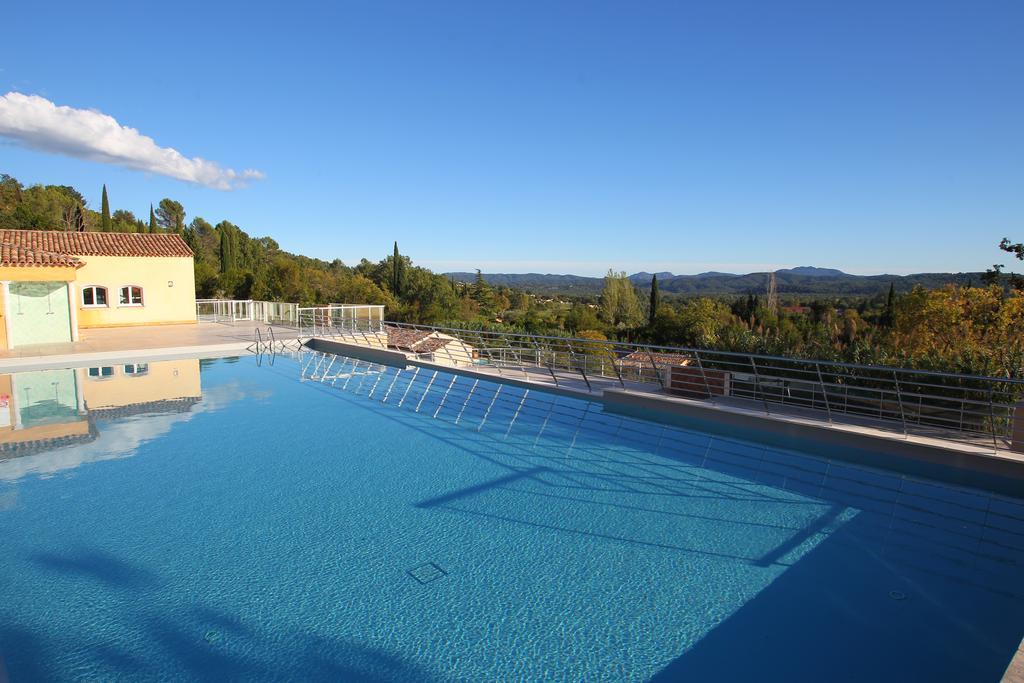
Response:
[296, 319, 1021, 453]
[197, 299, 300, 326]
[371, 320, 1024, 385]
[296, 305, 386, 336]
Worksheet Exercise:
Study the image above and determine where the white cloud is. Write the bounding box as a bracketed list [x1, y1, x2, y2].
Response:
[0, 92, 264, 190]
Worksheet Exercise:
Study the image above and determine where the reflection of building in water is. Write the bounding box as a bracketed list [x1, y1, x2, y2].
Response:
[0, 369, 91, 453]
[78, 358, 202, 418]
[0, 359, 202, 457]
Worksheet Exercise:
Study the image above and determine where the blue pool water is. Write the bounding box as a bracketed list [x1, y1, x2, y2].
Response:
[1, 352, 1023, 681]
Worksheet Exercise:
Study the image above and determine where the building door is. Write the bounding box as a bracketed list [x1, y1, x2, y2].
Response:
[9, 282, 73, 346]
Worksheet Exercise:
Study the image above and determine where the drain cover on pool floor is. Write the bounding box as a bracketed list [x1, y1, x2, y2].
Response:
[408, 562, 447, 584]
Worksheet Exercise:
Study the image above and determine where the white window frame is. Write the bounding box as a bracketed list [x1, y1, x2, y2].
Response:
[118, 284, 145, 307]
[87, 366, 115, 380]
[81, 285, 109, 308]
[124, 363, 149, 376]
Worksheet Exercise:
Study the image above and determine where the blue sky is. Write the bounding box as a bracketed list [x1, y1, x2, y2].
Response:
[2, 1, 1021, 276]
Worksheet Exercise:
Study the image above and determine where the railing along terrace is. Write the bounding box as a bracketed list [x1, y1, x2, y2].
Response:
[297, 305, 386, 336]
[196, 299, 299, 326]
[310, 320, 1024, 454]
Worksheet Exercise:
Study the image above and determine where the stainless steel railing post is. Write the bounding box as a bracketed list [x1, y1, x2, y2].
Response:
[750, 357, 770, 415]
[893, 370, 908, 437]
[646, 348, 666, 391]
[816, 362, 833, 425]
[694, 349, 712, 400]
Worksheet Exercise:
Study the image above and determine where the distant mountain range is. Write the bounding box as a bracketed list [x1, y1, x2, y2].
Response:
[444, 266, 987, 297]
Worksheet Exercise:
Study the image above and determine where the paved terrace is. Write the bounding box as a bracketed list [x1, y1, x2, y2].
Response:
[0, 321, 301, 371]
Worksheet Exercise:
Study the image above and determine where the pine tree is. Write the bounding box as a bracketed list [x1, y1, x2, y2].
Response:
[149, 204, 157, 233]
[100, 184, 111, 232]
[472, 270, 497, 318]
[648, 274, 660, 326]
[156, 198, 186, 233]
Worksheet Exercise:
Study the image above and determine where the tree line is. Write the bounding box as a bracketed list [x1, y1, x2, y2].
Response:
[560, 248, 1024, 378]
[0, 174, 507, 323]
[2, 172, 1021, 377]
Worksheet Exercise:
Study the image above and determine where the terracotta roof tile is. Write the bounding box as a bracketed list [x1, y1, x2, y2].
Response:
[386, 327, 433, 351]
[414, 337, 453, 354]
[0, 243, 83, 268]
[618, 350, 693, 368]
[0, 230, 193, 268]
[384, 327, 462, 354]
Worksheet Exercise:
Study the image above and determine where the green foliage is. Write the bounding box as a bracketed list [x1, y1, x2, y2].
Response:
[471, 270, 497, 319]
[111, 209, 138, 233]
[599, 270, 644, 331]
[565, 303, 602, 333]
[1001, 238, 1024, 261]
[149, 204, 157, 233]
[996, 238, 1024, 291]
[0, 175, 90, 230]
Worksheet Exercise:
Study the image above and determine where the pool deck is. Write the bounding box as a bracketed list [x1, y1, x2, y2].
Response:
[1006, 646, 1024, 683]
[0, 321, 301, 372]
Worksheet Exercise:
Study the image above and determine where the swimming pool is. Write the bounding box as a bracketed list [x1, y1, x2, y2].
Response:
[1, 352, 1022, 681]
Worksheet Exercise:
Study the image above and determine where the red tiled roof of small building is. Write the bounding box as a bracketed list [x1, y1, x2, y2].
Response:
[617, 350, 693, 368]
[0, 230, 193, 267]
[385, 327, 456, 354]
[414, 337, 454, 354]
[386, 327, 433, 351]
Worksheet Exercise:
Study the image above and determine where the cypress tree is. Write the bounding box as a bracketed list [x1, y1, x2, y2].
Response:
[149, 204, 157, 233]
[100, 184, 111, 232]
[219, 223, 237, 273]
[648, 274, 660, 326]
[391, 241, 405, 298]
[882, 282, 896, 328]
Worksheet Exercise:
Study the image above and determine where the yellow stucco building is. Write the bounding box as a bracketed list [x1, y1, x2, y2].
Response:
[0, 230, 196, 350]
